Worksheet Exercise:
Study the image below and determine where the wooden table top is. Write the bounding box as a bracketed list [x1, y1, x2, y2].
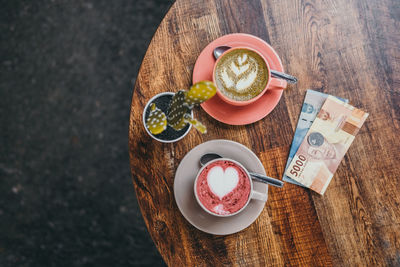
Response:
[129, 0, 400, 265]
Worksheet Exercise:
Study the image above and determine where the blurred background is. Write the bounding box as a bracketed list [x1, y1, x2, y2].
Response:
[0, 0, 175, 266]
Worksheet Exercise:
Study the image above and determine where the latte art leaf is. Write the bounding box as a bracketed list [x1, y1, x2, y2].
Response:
[237, 53, 247, 65]
[215, 49, 268, 101]
[220, 69, 234, 88]
[236, 70, 257, 92]
[221, 53, 258, 92]
[230, 61, 250, 75]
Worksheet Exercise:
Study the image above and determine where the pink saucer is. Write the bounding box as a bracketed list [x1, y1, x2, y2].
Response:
[193, 33, 285, 125]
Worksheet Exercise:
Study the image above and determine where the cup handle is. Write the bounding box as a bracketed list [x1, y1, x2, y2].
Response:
[250, 190, 268, 202]
[268, 77, 287, 90]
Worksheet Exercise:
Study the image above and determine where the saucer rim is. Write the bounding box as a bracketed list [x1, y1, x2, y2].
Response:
[193, 33, 285, 125]
[173, 139, 268, 235]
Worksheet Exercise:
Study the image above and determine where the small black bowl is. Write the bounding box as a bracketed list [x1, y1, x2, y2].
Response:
[142, 92, 192, 143]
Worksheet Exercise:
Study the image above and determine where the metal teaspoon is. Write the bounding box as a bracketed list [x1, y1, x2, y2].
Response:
[213, 45, 298, 84]
[200, 153, 284, 188]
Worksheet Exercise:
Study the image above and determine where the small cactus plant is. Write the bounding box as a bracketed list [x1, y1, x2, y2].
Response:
[145, 81, 217, 135]
[145, 103, 167, 135]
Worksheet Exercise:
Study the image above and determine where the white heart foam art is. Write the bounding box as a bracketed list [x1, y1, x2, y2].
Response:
[207, 166, 239, 199]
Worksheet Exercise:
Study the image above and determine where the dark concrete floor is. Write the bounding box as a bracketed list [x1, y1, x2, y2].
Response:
[0, 1, 174, 266]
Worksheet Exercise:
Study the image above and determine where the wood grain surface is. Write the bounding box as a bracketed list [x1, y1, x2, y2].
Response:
[129, 0, 400, 266]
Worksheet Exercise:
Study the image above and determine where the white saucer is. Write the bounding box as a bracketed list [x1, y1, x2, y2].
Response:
[173, 139, 268, 235]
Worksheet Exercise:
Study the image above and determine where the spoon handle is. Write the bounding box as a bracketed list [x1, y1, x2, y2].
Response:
[249, 172, 284, 188]
[271, 70, 298, 84]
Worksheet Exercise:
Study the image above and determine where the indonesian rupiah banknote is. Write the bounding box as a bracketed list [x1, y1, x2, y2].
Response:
[283, 90, 348, 186]
[284, 96, 368, 194]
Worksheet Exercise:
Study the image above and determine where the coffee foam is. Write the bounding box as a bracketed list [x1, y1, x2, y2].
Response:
[207, 166, 239, 199]
[215, 49, 268, 101]
[196, 160, 251, 215]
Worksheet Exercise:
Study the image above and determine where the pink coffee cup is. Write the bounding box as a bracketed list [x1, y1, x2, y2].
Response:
[212, 47, 287, 106]
[194, 158, 268, 217]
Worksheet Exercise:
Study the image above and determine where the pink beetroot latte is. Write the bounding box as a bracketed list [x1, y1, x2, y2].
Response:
[195, 160, 251, 215]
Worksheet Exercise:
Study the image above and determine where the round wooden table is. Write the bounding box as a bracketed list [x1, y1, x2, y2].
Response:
[129, 0, 400, 265]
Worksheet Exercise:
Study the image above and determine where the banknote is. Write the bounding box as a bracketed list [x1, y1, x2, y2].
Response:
[284, 96, 368, 194]
[283, 90, 348, 186]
